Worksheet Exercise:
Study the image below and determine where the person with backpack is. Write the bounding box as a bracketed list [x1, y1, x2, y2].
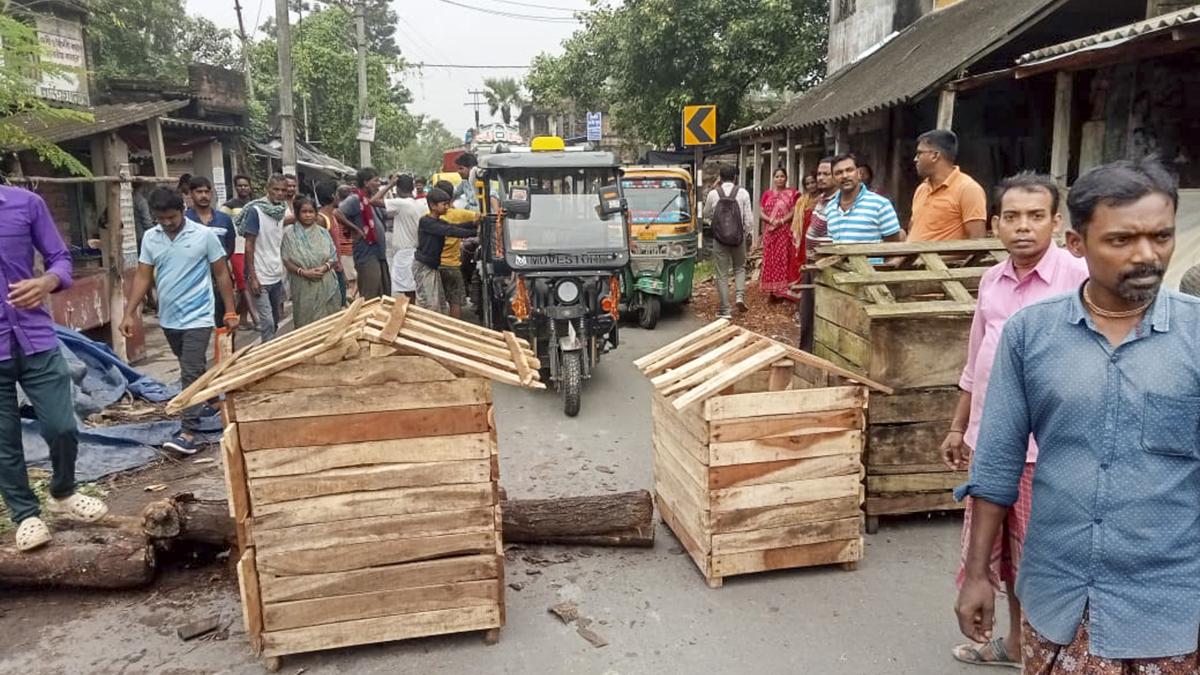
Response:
[703, 164, 755, 318]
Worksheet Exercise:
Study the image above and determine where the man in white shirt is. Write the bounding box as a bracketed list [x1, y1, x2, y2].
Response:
[703, 164, 755, 317]
[241, 174, 289, 342]
[385, 174, 426, 299]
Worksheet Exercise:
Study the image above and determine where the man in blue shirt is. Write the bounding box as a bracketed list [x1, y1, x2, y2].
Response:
[955, 159, 1200, 672]
[121, 188, 238, 454]
[185, 176, 236, 327]
[824, 153, 903, 246]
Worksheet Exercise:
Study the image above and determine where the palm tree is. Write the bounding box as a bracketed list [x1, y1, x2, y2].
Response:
[482, 77, 524, 125]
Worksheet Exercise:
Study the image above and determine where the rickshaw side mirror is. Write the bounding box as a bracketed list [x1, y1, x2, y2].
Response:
[502, 185, 531, 218]
[597, 184, 624, 217]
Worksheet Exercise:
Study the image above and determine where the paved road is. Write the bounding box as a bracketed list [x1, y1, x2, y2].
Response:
[0, 310, 992, 674]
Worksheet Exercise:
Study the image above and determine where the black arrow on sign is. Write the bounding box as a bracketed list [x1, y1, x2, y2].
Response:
[686, 107, 713, 144]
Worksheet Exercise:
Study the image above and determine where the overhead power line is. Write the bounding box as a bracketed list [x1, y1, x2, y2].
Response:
[435, 0, 581, 22]
[415, 63, 533, 69]
[483, 0, 591, 12]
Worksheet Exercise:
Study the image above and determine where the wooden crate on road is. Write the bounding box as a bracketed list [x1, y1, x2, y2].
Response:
[811, 240, 1007, 531]
[636, 320, 891, 588]
[167, 296, 542, 668]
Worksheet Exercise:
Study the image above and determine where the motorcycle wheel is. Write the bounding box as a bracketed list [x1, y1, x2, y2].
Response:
[638, 295, 661, 330]
[561, 350, 582, 417]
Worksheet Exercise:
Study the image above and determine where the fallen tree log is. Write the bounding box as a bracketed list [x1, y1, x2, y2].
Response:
[142, 490, 656, 549]
[0, 528, 155, 589]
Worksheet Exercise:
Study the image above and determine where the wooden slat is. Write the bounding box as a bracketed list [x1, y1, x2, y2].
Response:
[253, 506, 495, 552]
[245, 355, 456, 392]
[503, 331, 534, 386]
[237, 405, 490, 451]
[250, 459, 493, 504]
[260, 554, 499, 604]
[167, 341, 254, 413]
[634, 318, 730, 371]
[709, 407, 864, 444]
[650, 332, 755, 390]
[710, 429, 864, 467]
[920, 253, 975, 303]
[672, 344, 789, 411]
[813, 319, 872, 371]
[323, 296, 365, 347]
[866, 491, 963, 516]
[369, 317, 530, 371]
[261, 605, 500, 658]
[379, 294, 410, 342]
[707, 452, 860, 490]
[816, 238, 1005, 257]
[712, 494, 861, 534]
[363, 327, 538, 389]
[234, 379, 491, 423]
[186, 340, 342, 409]
[397, 298, 531, 348]
[777, 342, 892, 395]
[237, 547, 264, 654]
[831, 266, 987, 286]
[654, 445, 711, 529]
[651, 397, 708, 461]
[868, 388, 960, 424]
[252, 483, 496, 531]
[653, 428, 707, 489]
[845, 255, 896, 305]
[711, 516, 861, 556]
[245, 433, 492, 479]
[661, 339, 766, 398]
[711, 474, 862, 513]
[704, 386, 866, 422]
[867, 419, 952, 468]
[256, 531, 497, 576]
[710, 537, 862, 579]
[223, 428, 251, 547]
[814, 284, 871, 336]
[866, 471, 966, 494]
[264, 579, 500, 632]
[655, 493, 711, 578]
[865, 300, 978, 319]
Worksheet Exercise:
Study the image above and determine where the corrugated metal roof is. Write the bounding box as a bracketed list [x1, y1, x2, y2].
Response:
[1018, 5, 1200, 64]
[248, 139, 356, 175]
[161, 116, 243, 134]
[2, 100, 189, 146]
[760, 0, 1062, 131]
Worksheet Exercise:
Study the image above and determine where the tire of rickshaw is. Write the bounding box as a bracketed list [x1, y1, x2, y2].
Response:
[561, 350, 582, 417]
[638, 295, 661, 330]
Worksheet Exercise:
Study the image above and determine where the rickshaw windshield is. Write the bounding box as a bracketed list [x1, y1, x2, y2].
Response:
[621, 177, 690, 225]
[500, 169, 626, 252]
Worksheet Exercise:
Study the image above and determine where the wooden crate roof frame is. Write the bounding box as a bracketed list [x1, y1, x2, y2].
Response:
[635, 319, 892, 411]
[168, 295, 543, 413]
[812, 239, 1010, 320]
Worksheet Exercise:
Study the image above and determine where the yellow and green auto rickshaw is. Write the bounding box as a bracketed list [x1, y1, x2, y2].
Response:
[619, 166, 697, 329]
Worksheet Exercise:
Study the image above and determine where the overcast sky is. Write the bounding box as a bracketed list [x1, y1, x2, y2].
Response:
[185, 0, 590, 138]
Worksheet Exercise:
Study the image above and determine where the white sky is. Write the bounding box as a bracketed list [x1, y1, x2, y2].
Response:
[185, 0, 590, 138]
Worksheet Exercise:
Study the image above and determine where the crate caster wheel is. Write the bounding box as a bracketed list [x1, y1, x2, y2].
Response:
[865, 516, 880, 535]
[483, 628, 500, 645]
[840, 561, 859, 572]
[262, 656, 282, 672]
[706, 577, 724, 589]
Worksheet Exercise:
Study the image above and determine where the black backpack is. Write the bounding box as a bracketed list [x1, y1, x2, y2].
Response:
[712, 184, 744, 247]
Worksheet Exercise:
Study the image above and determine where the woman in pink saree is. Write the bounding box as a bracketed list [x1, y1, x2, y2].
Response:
[759, 168, 800, 300]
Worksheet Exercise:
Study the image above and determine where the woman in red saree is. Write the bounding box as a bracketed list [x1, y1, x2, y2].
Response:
[759, 168, 801, 300]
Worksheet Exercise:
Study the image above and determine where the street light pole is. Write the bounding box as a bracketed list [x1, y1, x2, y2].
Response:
[274, 0, 297, 175]
[355, 0, 372, 168]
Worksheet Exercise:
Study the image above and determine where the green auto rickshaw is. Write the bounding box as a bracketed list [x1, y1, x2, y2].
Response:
[619, 166, 698, 329]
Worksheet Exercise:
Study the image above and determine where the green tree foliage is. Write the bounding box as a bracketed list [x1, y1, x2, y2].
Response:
[389, 117, 461, 178]
[248, 4, 417, 167]
[87, 0, 238, 85]
[526, 0, 827, 147]
[482, 77, 524, 126]
[0, 11, 91, 175]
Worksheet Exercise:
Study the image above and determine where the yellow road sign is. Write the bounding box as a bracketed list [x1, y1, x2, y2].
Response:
[682, 105, 717, 146]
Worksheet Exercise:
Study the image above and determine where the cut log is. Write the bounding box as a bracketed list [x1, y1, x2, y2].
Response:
[502, 490, 655, 547]
[0, 528, 155, 589]
[142, 493, 238, 548]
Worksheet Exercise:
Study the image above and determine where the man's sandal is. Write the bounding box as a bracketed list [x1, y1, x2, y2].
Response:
[952, 637, 1021, 668]
[15, 517, 51, 551]
[46, 493, 109, 523]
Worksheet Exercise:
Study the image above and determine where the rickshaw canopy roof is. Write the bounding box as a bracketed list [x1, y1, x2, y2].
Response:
[480, 151, 619, 170]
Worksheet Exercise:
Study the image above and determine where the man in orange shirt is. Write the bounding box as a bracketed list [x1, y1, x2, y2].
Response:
[909, 129, 987, 241]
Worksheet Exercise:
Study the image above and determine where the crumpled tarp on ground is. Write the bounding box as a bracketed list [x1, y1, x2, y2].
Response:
[20, 326, 222, 481]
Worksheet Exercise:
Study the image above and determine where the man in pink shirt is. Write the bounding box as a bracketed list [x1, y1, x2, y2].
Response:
[944, 173, 1089, 668]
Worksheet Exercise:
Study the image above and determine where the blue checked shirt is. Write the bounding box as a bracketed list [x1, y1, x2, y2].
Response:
[956, 287, 1200, 659]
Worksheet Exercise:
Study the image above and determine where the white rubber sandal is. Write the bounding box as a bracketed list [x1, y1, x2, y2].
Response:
[15, 517, 51, 552]
[46, 493, 109, 523]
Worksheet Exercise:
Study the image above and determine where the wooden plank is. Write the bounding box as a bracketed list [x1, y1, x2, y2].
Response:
[634, 318, 730, 370]
[652, 395, 708, 452]
[639, 325, 743, 377]
[708, 453, 860, 490]
[650, 332, 755, 389]
[503, 331, 534, 385]
[868, 388, 960, 424]
[379, 294, 410, 342]
[238, 405, 490, 451]
[672, 345, 789, 411]
[261, 605, 500, 658]
[653, 429, 707, 489]
[704, 386, 865, 422]
[260, 554, 499, 604]
[654, 444, 711, 527]
[866, 491, 963, 517]
[710, 429, 863, 467]
[169, 342, 254, 414]
[867, 471, 966, 494]
[868, 318, 971, 389]
[711, 515, 861, 556]
[245, 434, 491, 479]
[223, 427, 251, 542]
[847, 256, 895, 305]
[245, 355, 456, 392]
[813, 341, 860, 375]
[253, 507, 495, 551]
[709, 407, 864, 444]
[712, 474, 861, 513]
[867, 419, 953, 467]
[253, 484, 496, 531]
[710, 537, 862, 578]
[184, 340, 343, 410]
[655, 494, 711, 578]
[265, 579, 500, 632]
[831, 266, 986, 286]
[323, 296, 365, 348]
[370, 318, 530, 371]
[816, 239, 1004, 257]
[870, 463, 952, 475]
[398, 298, 531, 348]
[257, 531, 497, 576]
[812, 320, 871, 371]
[237, 547, 264, 654]
[865, 300, 977, 319]
[778, 339, 892, 395]
[660, 338, 765, 398]
[814, 284, 871, 336]
[235, 379, 491, 423]
[712, 494, 861, 534]
[364, 328, 539, 390]
[249, 459, 493, 504]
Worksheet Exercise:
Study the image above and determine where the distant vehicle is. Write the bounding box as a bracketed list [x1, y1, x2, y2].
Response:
[619, 165, 697, 329]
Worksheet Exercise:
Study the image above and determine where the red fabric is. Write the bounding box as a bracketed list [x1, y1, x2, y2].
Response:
[759, 188, 800, 296]
[230, 253, 246, 292]
[957, 461, 1035, 590]
[1023, 612, 1200, 674]
[352, 188, 377, 245]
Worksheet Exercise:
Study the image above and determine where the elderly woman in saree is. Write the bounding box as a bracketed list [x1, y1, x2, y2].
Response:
[759, 168, 801, 301]
[281, 196, 341, 328]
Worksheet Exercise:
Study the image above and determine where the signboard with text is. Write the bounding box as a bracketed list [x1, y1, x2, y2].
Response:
[586, 112, 602, 142]
[35, 15, 89, 107]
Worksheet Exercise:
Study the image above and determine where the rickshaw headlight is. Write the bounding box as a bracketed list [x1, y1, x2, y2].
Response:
[667, 243, 686, 258]
[555, 280, 581, 304]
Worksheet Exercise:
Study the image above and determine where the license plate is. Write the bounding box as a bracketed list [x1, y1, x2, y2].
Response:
[637, 231, 657, 241]
[638, 279, 664, 292]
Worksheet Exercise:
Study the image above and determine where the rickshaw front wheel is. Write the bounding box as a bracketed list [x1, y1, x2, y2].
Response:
[638, 295, 661, 330]
[561, 350, 582, 417]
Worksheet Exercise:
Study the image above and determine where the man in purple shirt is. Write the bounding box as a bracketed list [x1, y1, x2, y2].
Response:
[0, 185, 109, 552]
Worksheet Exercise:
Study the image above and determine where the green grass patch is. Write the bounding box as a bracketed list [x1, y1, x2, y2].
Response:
[0, 468, 108, 534]
[695, 259, 715, 284]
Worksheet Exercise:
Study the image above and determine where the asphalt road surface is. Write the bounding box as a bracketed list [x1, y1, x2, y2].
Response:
[0, 311, 992, 675]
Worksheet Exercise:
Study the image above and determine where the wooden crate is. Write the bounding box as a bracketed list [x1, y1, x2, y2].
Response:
[810, 240, 1006, 530]
[636, 320, 890, 588]
[168, 296, 542, 667]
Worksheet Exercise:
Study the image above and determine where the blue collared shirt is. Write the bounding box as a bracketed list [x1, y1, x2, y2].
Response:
[957, 287, 1200, 659]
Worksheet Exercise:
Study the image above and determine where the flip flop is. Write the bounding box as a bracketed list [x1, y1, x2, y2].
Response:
[952, 637, 1021, 668]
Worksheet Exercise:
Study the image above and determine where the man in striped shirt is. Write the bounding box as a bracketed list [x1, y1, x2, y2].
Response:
[825, 153, 903, 247]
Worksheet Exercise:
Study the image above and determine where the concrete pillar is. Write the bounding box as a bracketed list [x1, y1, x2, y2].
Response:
[193, 139, 228, 205]
[1049, 71, 1074, 196]
[751, 139, 762, 226]
[785, 129, 796, 187]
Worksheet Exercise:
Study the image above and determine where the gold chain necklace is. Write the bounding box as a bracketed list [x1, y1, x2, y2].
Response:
[1082, 282, 1151, 319]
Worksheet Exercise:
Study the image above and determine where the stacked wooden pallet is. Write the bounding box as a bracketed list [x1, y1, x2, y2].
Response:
[168, 296, 542, 669]
[810, 240, 1008, 532]
[636, 320, 890, 588]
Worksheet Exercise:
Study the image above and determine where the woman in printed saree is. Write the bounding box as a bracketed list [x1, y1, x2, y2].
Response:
[759, 168, 801, 301]
[281, 197, 341, 328]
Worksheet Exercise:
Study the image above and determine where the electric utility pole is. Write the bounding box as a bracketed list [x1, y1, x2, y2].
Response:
[465, 89, 487, 135]
[275, 0, 297, 174]
[355, 0, 371, 167]
[233, 0, 254, 98]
